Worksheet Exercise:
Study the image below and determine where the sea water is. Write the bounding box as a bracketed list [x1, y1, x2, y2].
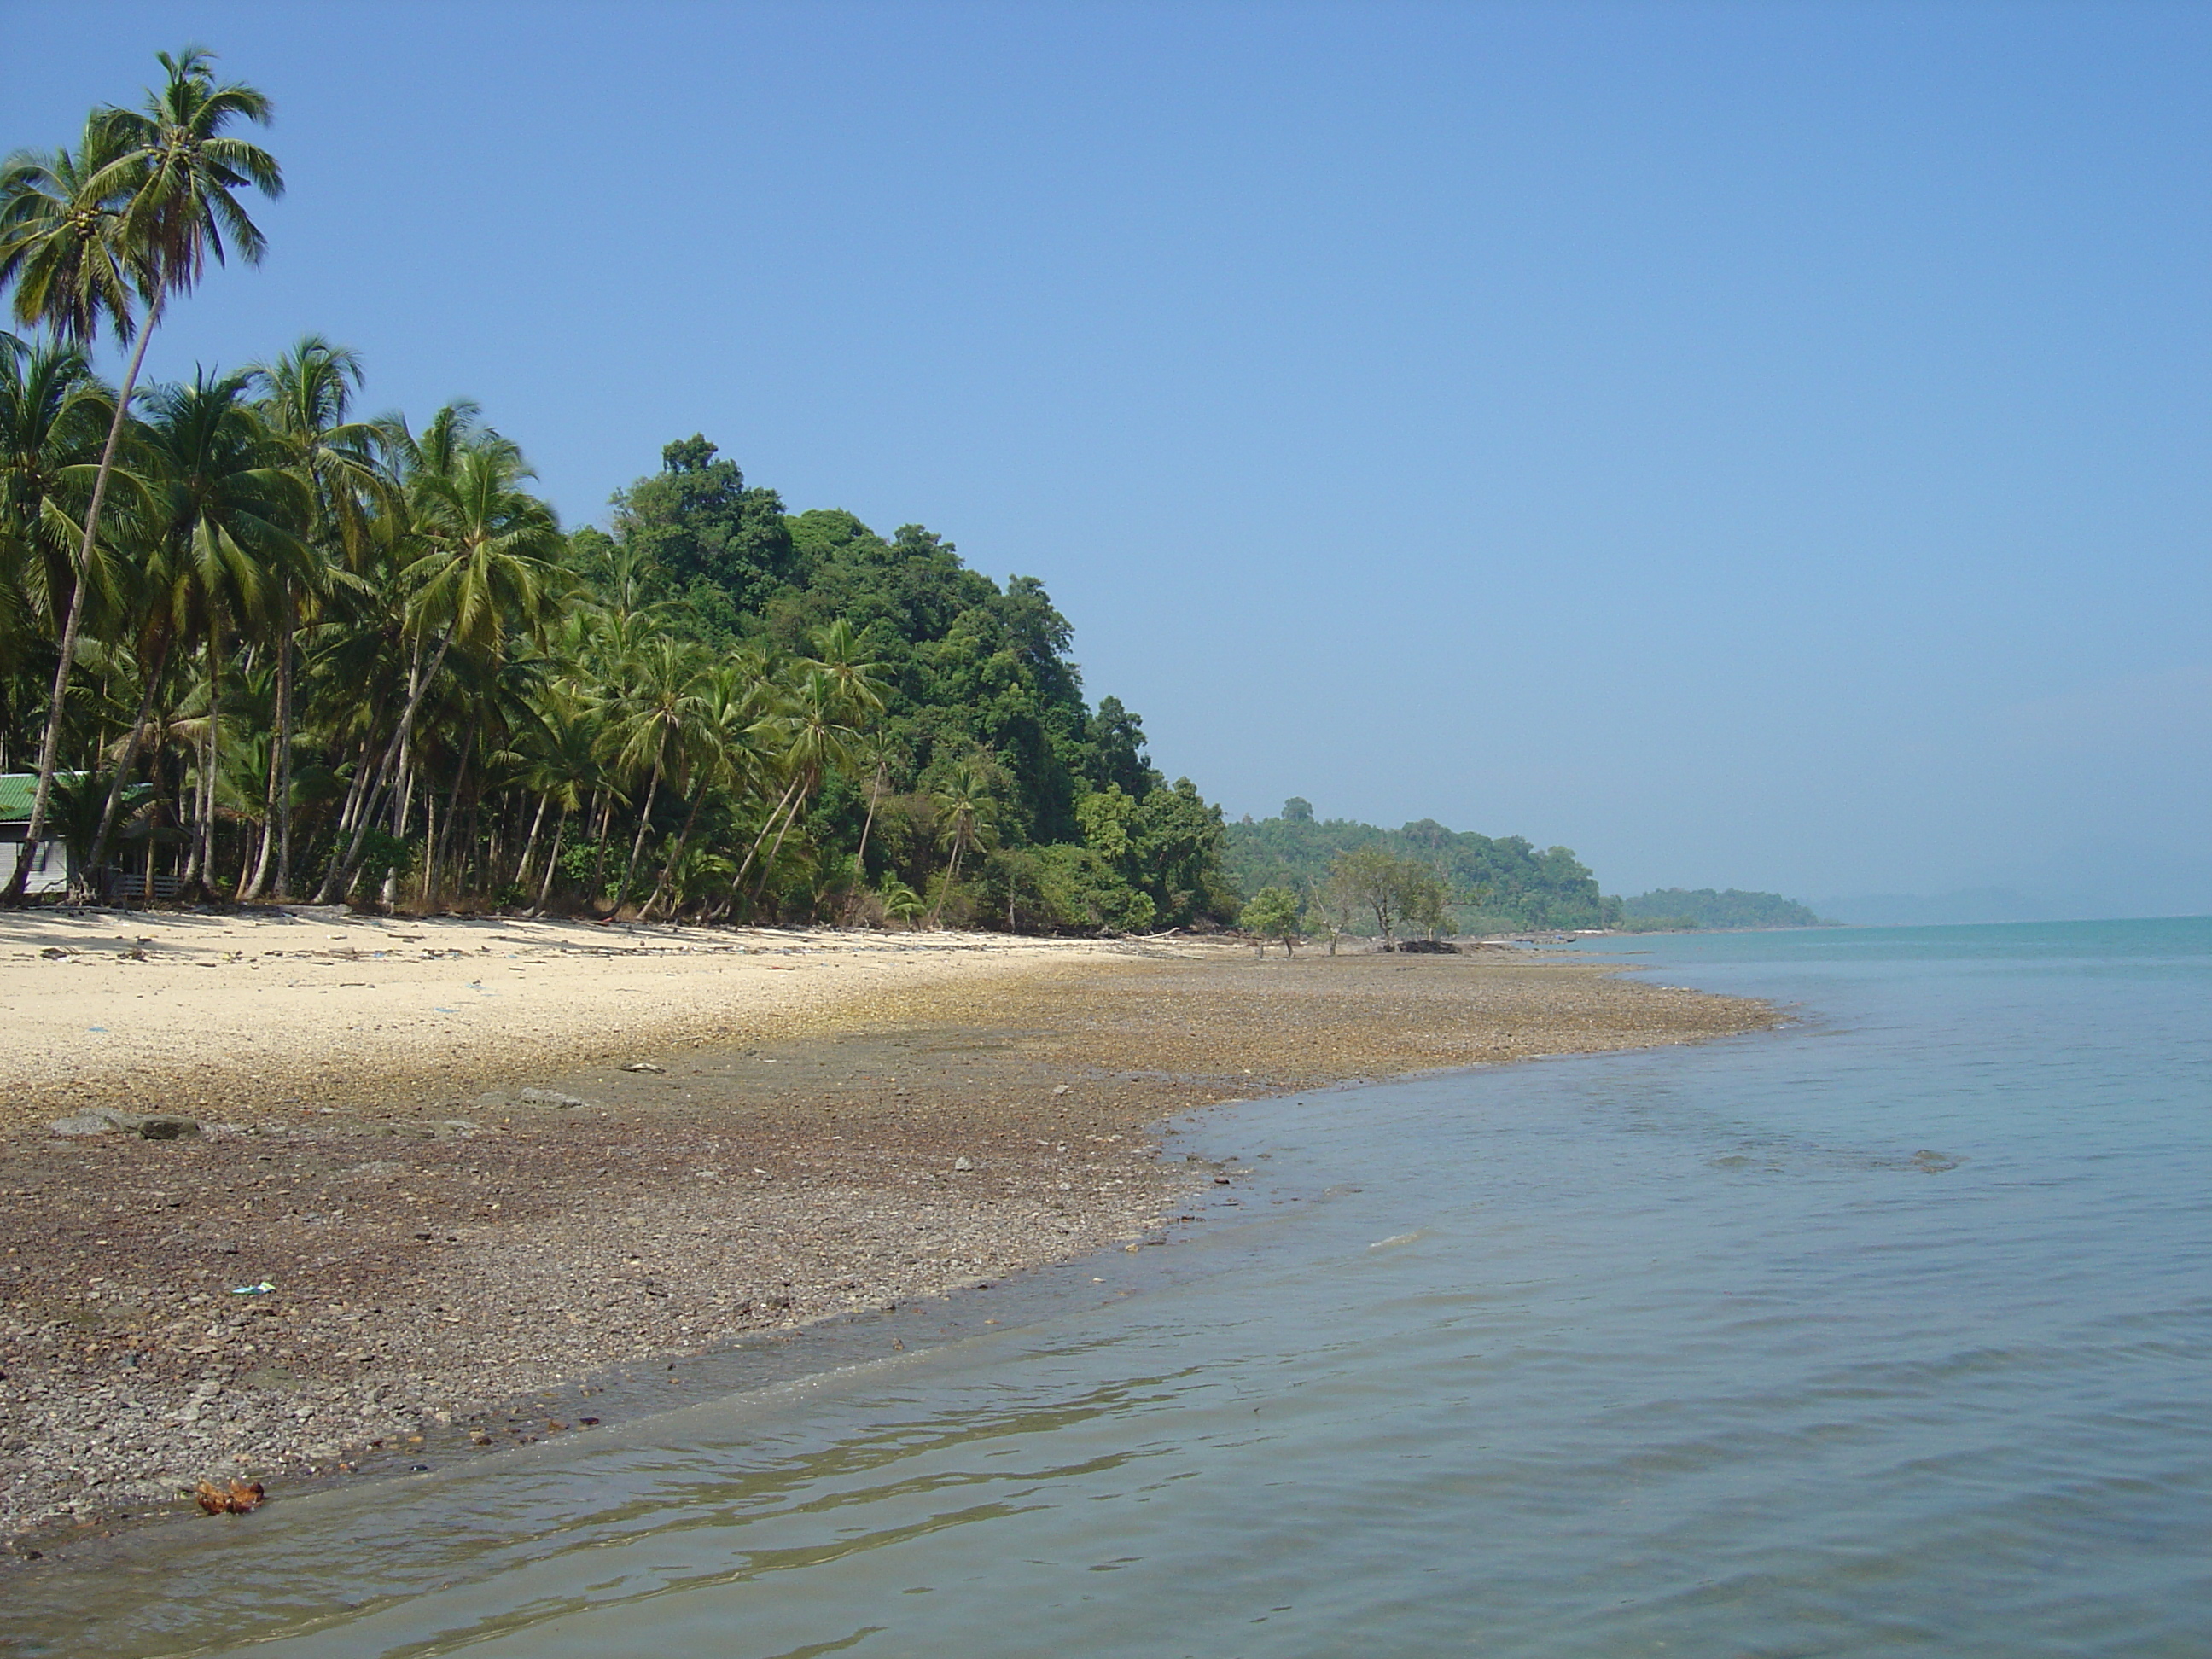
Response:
[14, 918, 2209, 1656]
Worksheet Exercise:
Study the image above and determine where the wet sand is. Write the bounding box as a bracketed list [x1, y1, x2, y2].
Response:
[0, 911, 1778, 1549]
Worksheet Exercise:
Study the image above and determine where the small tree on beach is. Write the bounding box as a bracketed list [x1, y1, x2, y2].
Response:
[1327, 846, 1447, 950]
[1242, 883, 1303, 956]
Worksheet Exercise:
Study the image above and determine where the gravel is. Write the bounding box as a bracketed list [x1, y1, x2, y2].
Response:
[0, 939, 1776, 1551]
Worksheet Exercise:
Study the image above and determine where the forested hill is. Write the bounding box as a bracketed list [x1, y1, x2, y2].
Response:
[1619, 888, 1836, 929]
[1226, 800, 1616, 930]
[575, 438, 1240, 930]
[0, 52, 1232, 931]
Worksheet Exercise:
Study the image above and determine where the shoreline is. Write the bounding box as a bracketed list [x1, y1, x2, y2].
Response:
[0, 911, 1780, 1553]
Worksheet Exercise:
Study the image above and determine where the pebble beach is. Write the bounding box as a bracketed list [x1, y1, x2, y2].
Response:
[0, 908, 1778, 1551]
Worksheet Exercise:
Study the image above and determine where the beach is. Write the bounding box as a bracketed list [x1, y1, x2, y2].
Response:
[0, 909, 1777, 1548]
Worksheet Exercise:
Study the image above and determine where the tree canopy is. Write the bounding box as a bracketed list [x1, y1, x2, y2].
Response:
[0, 61, 1238, 933]
[1229, 801, 1616, 932]
[1618, 888, 1835, 930]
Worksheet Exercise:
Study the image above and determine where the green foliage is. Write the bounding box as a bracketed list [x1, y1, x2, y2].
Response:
[1324, 845, 1452, 947]
[611, 436, 794, 627]
[1, 55, 1239, 929]
[1035, 842, 1156, 934]
[589, 442, 1237, 930]
[348, 826, 414, 894]
[1231, 801, 1615, 931]
[1240, 883, 1303, 952]
[1619, 888, 1835, 929]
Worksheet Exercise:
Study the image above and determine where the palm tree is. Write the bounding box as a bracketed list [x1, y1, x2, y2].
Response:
[0, 49, 280, 900]
[317, 412, 562, 902]
[604, 634, 711, 916]
[135, 368, 311, 893]
[512, 683, 601, 911]
[0, 117, 148, 894]
[926, 753, 1000, 927]
[808, 618, 889, 722]
[643, 650, 777, 920]
[242, 335, 385, 897]
[724, 662, 864, 918]
[0, 341, 118, 684]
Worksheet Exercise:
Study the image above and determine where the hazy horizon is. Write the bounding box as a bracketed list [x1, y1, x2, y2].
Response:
[9, 1, 2204, 910]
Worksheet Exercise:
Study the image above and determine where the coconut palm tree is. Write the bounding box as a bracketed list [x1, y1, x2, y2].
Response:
[241, 335, 386, 897]
[0, 341, 117, 682]
[643, 650, 778, 920]
[318, 412, 562, 901]
[766, 667, 870, 907]
[604, 634, 712, 916]
[926, 753, 1000, 927]
[0, 49, 280, 900]
[798, 620, 891, 883]
[0, 117, 148, 892]
[511, 683, 602, 911]
[135, 368, 311, 892]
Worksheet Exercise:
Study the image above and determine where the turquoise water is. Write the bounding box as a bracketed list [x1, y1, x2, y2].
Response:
[15, 919, 2210, 1656]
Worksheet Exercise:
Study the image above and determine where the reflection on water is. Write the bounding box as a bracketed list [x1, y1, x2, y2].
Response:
[14, 920, 2211, 1657]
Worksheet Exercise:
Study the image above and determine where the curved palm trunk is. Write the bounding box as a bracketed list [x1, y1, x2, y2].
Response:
[926, 827, 970, 928]
[585, 789, 616, 908]
[644, 782, 708, 921]
[8, 296, 164, 907]
[242, 619, 292, 902]
[319, 622, 456, 902]
[84, 631, 175, 902]
[720, 775, 803, 919]
[191, 628, 225, 897]
[752, 775, 816, 911]
[610, 768, 661, 918]
[531, 804, 568, 915]
[853, 758, 886, 877]
[272, 591, 297, 898]
[241, 748, 280, 899]
[513, 792, 550, 894]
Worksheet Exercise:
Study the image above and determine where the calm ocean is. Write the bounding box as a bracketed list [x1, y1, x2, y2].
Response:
[17, 919, 2210, 1656]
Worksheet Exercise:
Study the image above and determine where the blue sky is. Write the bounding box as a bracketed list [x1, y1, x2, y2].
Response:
[7, 1, 2207, 909]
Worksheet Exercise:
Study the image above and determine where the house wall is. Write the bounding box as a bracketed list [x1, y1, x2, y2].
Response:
[0, 837, 68, 895]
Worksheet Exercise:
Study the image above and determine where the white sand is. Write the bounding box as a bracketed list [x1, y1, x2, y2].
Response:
[0, 908, 1192, 1124]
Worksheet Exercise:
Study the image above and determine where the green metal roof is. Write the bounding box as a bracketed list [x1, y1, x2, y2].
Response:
[0, 772, 87, 824]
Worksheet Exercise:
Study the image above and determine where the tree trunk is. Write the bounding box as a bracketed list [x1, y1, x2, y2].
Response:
[644, 782, 707, 920]
[273, 592, 296, 899]
[429, 707, 483, 907]
[514, 792, 550, 894]
[532, 805, 568, 914]
[233, 811, 256, 893]
[198, 629, 225, 896]
[722, 776, 802, 918]
[928, 830, 969, 928]
[753, 776, 811, 905]
[321, 624, 456, 901]
[585, 788, 616, 908]
[8, 295, 164, 906]
[853, 758, 886, 878]
[241, 707, 282, 901]
[85, 632, 174, 902]
[242, 814, 274, 901]
[419, 793, 437, 909]
[329, 719, 379, 843]
[611, 768, 661, 917]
